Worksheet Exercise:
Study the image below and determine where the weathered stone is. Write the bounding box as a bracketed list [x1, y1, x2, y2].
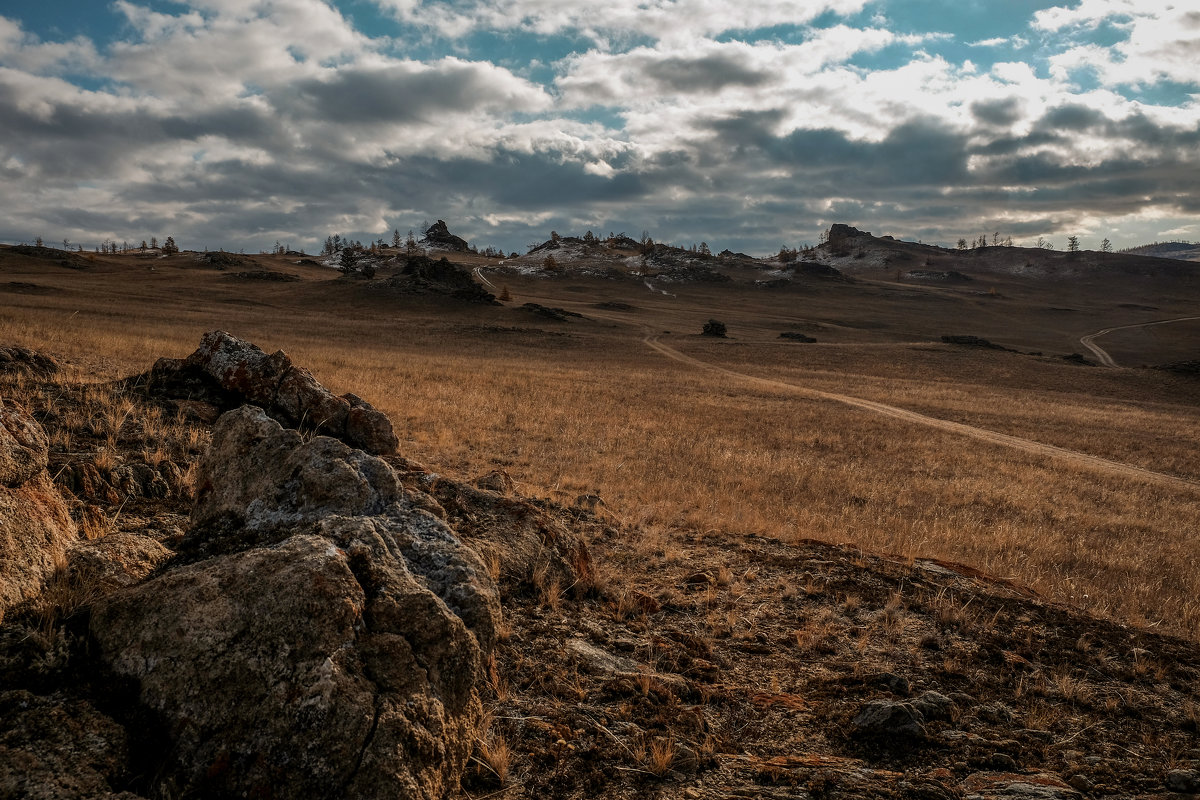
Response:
[274, 365, 350, 434]
[66, 533, 172, 593]
[566, 638, 639, 677]
[0, 690, 143, 799]
[0, 399, 48, 487]
[472, 469, 515, 495]
[1167, 769, 1200, 793]
[143, 331, 398, 455]
[912, 690, 958, 722]
[185, 330, 290, 406]
[425, 475, 594, 593]
[90, 406, 498, 798]
[851, 700, 927, 739]
[343, 392, 400, 454]
[0, 346, 59, 377]
[0, 401, 77, 615]
[961, 772, 1082, 799]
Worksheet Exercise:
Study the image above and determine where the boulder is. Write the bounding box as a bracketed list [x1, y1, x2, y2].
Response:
[424, 475, 595, 594]
[850, 700, 927, 739]
[66, 533, 172, 593]
[0, 400, 77, 615]
[0, 346, 59, 377]
[140, 331, 399, 454]
[0, 398, 49, 487]
[90, 406, 499, 798]
[960, 772, 1082, 800]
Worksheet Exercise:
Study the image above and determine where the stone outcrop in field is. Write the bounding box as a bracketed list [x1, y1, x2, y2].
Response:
[142, 330, 399, 454]
[88, 405, 500, 798]
[0, 399, 76, 615]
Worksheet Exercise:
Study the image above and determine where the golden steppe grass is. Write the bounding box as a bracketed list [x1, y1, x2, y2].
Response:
[1, 261, 1198, 641]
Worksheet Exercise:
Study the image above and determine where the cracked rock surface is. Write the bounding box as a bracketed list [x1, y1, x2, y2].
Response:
[90, 406, 499, 798]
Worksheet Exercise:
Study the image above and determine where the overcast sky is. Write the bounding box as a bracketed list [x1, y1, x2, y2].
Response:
[1, 0, 1198, 255]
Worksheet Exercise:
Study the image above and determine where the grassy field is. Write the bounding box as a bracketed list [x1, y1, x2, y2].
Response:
[2, 247, 1199, 640]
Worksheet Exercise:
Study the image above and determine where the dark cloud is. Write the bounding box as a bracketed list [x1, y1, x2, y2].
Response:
[642, 52, 770, 93]
[971, 98, 1022, 127]
[284, 62, 539, 123]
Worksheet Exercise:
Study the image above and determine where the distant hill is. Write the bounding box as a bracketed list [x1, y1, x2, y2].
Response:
[809, 224, 1200, 283]
[1120, 241, 1200, 262]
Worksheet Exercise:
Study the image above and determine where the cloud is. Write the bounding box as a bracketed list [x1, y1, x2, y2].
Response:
[2, 2, 1200, 253]
[1036, 1, 1200, 88]
[370, 0, 871, 42]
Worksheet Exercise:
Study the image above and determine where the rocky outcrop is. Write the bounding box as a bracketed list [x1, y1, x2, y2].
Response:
[420, 220, 471, 252]
[423, 474, 595, 594]
[90, 406, 500, 798]
[387, 256, 496, 304]
[140, 330, 399, 454]
[0, 346, 59, 376]
[0, 399, 77, 615]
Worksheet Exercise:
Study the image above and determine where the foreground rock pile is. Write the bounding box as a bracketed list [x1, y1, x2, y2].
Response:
[1, 332, 1199, 799]
[0, 331, 587, 798]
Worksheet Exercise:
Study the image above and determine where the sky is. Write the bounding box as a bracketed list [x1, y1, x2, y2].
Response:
[0, 0, 1198, 255]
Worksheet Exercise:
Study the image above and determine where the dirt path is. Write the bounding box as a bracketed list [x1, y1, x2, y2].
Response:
[1080, 316, 1200, 367]
[472, 266, 498, 290]
[640, 333, 1200, 492]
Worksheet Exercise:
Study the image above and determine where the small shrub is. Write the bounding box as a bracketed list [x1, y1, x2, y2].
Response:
[701, 319, 727, 337]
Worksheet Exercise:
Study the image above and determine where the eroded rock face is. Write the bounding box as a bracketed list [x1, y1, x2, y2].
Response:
[0, 399, 77, 615]
[90, 406, 499, 799]
[144, 331, 399, 454]
[0, 690, 141, 800]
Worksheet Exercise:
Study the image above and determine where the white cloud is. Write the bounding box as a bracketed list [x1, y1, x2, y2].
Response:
[1035, 1, 1200, 88]
[371, 0, 871, 41]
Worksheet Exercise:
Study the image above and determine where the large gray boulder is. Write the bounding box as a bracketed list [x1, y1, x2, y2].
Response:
[0, 399, 77, 616]
[90, 406, 499, 798]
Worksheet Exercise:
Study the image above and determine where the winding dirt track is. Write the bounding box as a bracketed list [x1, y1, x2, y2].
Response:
[1080, 316, 1200, 367]
[639, 333, 1200, 492]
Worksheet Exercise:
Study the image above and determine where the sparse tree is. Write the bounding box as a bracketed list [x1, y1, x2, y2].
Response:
[1004, 236, 1013, 247]
[406, 230, 418, 255]
[992, 231, 1000, 247]
[339, 246, 360, 274]
[162, 236, 178, 254]
[1101, 237, 1112, 253]
[550, 231, 561, 244]
[392, 229, 401, 248]
[62, 238, 70, 250]
[1067, 235, 1080, 252]
[141, 240, 148, 251]
[150, 236, 158, 250]
[699, 241, 711, 257]
[957, 238, 967, 251]
[34, 236, 43, 247]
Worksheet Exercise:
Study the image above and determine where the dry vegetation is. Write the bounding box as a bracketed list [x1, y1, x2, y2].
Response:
[1, 249, 1199, 646]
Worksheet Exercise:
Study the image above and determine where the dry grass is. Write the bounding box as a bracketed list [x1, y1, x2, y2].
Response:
[2, 257, 1198, 641]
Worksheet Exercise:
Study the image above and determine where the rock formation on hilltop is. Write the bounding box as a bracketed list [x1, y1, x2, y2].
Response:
[420, 220, 471, 252]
